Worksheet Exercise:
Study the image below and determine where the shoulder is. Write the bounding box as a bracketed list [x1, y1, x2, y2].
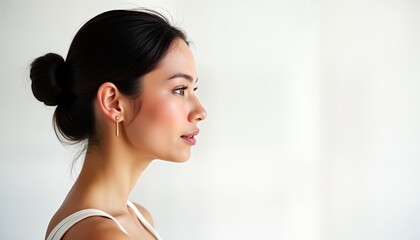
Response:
[131, 202, 155, 227]
[60, 215, 131, 240]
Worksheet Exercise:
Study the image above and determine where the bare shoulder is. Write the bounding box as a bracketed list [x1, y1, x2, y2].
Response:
[60, 216, 131, 240]
[131, 202, 155, 227]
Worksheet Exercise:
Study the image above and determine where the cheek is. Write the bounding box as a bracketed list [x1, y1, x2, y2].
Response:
[125, 94, 187, 156]
[143, 96, 184, 127]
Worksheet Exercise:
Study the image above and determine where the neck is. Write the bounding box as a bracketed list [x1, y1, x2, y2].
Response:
[67, 137, 153, 213]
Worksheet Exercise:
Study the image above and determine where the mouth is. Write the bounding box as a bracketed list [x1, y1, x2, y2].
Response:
[181, 129, 199, 145]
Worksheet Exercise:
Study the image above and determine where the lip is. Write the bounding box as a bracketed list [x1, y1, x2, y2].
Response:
[181, 129, 199, 146]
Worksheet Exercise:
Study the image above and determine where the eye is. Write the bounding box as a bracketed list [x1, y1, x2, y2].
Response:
[173, 85, 188, 96]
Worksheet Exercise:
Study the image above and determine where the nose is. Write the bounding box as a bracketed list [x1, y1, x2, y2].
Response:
[189, 96, 207, 123]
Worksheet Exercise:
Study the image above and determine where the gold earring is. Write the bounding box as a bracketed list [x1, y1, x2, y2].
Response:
[115, 116, 119, 136]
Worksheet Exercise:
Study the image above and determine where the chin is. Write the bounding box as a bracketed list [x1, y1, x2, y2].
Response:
[162, 152, 191, 163]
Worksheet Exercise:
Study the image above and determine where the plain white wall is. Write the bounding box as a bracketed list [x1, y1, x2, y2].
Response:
[1, 0, 419, 239]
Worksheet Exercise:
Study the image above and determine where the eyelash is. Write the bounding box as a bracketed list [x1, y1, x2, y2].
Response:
[174, 85, 198, 96]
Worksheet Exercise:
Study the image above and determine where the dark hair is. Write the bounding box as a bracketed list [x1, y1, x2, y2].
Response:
[30, 9, 187, 143]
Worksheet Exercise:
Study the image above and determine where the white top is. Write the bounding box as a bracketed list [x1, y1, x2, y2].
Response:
[46, 201, 161, 240]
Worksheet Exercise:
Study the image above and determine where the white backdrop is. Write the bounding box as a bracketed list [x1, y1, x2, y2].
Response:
[1, 0, 419, 239]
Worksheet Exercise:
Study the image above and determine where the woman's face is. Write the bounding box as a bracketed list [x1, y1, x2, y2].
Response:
[124, 38, 207, 162]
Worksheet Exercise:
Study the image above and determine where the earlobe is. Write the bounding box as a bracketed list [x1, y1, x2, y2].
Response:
[97, 82, 124, 122]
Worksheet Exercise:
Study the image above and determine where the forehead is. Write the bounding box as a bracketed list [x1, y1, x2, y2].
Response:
[152, 39, 196, 79]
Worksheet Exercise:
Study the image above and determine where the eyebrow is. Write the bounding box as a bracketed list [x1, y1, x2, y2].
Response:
[168, 73, 198, 83]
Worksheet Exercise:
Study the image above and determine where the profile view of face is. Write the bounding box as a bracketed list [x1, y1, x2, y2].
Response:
[124, 38, 207, 162]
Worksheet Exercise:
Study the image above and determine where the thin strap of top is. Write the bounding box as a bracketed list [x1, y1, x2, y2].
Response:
[127, 201, 162, 239]
[46, 201, 161, 240]
[46, 209, 127, 240]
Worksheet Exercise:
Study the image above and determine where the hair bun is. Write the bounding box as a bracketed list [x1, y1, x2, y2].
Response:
[30, 53, 69, 106]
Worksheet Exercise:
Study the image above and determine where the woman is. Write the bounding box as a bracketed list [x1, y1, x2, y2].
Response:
[30, 9, 207, 240]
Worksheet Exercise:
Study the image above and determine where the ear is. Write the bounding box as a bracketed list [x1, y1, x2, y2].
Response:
[96, 82, 124, 123]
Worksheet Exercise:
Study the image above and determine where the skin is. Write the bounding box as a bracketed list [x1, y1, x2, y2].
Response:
[45, 38, 207, 240]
